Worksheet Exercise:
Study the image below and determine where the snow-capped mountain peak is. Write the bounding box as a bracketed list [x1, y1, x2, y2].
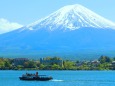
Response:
[26, 4, 115, 31]
[1, 4, 115, 58]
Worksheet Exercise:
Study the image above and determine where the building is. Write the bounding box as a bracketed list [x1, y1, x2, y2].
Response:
[13, 58, 29, 66]
[112, 61, 115, 65]
[40, 58, 63, 67]
[90, 60, 100, 67]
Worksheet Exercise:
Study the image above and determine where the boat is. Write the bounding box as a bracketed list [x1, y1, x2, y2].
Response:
[19, 72, 53, 81]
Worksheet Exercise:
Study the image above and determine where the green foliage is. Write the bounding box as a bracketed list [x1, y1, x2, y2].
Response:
[0, 58, 4, 68]
[39, 64, 45, 70]
[4, 61, 11, 68]
[51, 64, 60, 70]
[24, 61, 37, 68]
[98, 56, 112, 63]
[0, 55, 114, 70]
[77, 65, 90, 70]
[17, 65, 24, 70]
[98, 63, 110, 70]
[63, 60, 76, 70]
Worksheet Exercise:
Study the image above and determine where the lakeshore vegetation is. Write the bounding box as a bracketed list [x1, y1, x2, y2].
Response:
[0, 56, 115, 70]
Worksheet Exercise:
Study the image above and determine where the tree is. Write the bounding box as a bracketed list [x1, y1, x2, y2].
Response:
[0, 58, 5, 68]
[98, 56, 112, 63]
[24, 62, 29, 68]
[17, 65, 24, 70]
[23, 61, 37, 68]
[4, 61, 11, 68]
[98, 63, 110, 70]
[28, 61, 37, 68]
[63, 61, 76, 70]
[51, 64, 60, 70]
[39, 64, 45, 70]
[0, 61, 4, 68]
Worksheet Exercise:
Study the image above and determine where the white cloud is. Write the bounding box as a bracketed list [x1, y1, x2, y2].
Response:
[0, 18, 23, 34]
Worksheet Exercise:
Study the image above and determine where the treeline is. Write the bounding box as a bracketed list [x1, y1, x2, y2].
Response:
[0, 56, 115, 70]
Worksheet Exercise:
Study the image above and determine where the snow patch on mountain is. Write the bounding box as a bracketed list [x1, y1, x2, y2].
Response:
[26, 4, 115, 31]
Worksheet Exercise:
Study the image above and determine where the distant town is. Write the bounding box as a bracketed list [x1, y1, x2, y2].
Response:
[0, 56, 115, 70]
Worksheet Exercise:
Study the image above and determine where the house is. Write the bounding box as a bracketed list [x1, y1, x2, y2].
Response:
[90, 60, 100, 66]
[112, 61, 115, 65]
[13, 58, 29, 66]
[110, 61, 115, 69]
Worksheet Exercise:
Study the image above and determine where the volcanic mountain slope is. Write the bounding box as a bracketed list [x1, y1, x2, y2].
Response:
[0, 4, 115, 58]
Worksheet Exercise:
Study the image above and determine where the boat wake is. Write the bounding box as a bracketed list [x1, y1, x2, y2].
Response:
[51, 79, 64, 82]
[51, 79, 115, 83]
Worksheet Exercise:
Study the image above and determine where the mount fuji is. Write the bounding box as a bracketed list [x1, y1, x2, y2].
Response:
[0, 4, 115, 59]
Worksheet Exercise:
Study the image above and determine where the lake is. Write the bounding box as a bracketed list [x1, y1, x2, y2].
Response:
[0, 70, 115, 86]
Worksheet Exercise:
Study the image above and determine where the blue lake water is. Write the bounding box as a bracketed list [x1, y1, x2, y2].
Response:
[0, 70, 115, 86]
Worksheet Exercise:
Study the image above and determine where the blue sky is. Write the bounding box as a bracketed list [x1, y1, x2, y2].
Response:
[0, 0, 115, 26]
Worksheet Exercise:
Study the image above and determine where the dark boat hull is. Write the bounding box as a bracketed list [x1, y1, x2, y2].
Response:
[19, 76, 53, 81]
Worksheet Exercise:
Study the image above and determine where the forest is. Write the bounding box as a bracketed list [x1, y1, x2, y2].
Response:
[0, 56, 115, 70]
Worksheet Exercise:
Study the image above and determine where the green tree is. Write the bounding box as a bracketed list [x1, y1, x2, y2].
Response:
[4, 61, 11, 68]
[17, 65, 24, 70]
[28, 61, 37, 68]
[0, 58, 5, 68]
[0, 61, 4, 68]
[63, 61, 76, 70]
[39, 64, 45, 70]
[98, 63, 110, 70]
[98, 56, 112, 63]
[51, 64, 60, 70]
[23, 61, 37, 68]
[24, 62, 29, 68]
